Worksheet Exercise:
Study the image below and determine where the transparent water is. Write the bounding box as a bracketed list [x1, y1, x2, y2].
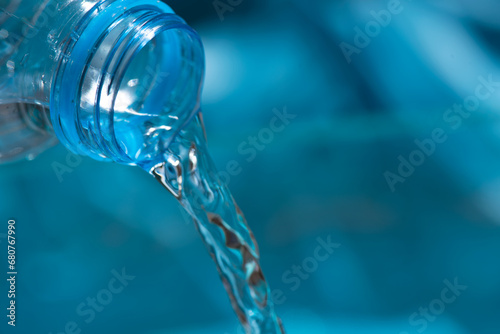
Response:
[144, 114, 285, 334]
[0, 0, 282, 331]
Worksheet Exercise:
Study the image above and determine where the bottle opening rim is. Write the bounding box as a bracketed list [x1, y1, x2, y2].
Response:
[50, 1, 205, 164]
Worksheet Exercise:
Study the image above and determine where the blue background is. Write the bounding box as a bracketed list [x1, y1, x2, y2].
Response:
[2, 0, 500, 333]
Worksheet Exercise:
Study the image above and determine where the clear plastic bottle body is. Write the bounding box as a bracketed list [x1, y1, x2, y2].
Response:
[0, 0, 95, 162]
[0, 0, 205, 165]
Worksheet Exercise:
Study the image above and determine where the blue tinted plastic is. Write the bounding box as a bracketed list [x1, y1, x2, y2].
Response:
[0, 0, 205, 165]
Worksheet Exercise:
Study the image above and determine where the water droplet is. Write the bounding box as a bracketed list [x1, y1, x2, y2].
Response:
[127, 78, 139, 87]
[6, 60, 15, 72]
[0, 29, 9, 39]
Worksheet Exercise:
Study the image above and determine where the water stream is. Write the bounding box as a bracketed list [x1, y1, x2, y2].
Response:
[145, 114, 285, 334]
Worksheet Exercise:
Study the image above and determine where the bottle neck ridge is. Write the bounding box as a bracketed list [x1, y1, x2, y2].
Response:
[51, 0, 205, 165]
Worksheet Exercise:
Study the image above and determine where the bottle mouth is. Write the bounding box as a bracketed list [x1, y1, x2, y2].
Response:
[51, 1, 205, 165]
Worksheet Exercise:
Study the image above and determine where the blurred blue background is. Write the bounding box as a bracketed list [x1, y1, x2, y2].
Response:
[2, 0, 500, 333]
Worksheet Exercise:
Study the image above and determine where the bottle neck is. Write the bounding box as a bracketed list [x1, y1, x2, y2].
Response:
[50, 1, 205, 165]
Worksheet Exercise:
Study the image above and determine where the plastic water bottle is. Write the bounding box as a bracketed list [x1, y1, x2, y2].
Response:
[0, 2, 287, 332]
[0, 0, 204, 166]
